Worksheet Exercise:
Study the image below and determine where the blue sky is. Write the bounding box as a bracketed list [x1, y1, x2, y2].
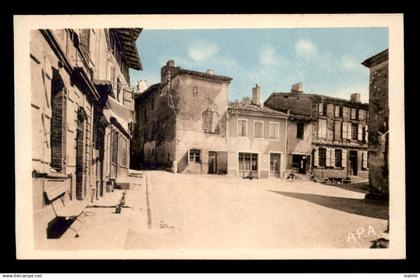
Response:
[129, 28, 388, 103]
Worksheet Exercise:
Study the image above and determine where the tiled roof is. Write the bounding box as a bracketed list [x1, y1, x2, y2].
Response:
[174, 68, 232, 82]
[362, 49, 388, 68]
[228, 102, 288, 118]
[135, 83, 160, 99]
[113, 28, 143, 70]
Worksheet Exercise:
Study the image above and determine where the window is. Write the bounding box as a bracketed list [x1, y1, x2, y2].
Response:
[202, 110, 220, 133]
[318, 148, 326, 167]
[50, 71, 66, 172]
[151, 96, 154, 111]
[351, 108, 357, 120]
[239, 153, 258, 172]
[318, 119, 327, 139]
[297, 122, 304, 139]
[189, 149, 201, 163]
[238, 119, 248, 136]
[339, 106, 343, 117]
[254, 121, 264, 138]
[79, 29, 90, 61]
[269, 122, 279, 140]
[351, 123, 358, 140]
[335, 149, 342, 167]
[193, 86, 198, 96]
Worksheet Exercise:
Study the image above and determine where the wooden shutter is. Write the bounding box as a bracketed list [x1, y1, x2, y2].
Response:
[318, 103, 323, 115]
[334, 121, 341, 140]
[342, 121, 347, 139]
[326, 148, 331, 167]
[362, 151, 368, 169]
[347, 122, 352, 140]
[365, 125, 368, 142]
[342, 149, 347, 168]
[330, 148, 335, 167]
[314, 148, 319, 167]
[358, 124, 363, 141]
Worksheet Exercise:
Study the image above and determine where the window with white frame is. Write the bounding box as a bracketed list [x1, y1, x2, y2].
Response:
[269, 122, 280, 140]
[254, 121, 264, 138]
[238, 119, 248, 137]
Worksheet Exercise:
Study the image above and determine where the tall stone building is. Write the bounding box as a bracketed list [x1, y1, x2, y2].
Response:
[133, 60, 232, 173]
[362, 49, 389, 196]
[265, 83, 369, 182]
[31, 28, 141, 245]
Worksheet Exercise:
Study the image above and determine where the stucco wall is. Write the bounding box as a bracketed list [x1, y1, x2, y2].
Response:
[227, 114, 287, 178]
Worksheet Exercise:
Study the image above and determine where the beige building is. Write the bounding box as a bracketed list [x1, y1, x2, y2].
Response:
[31, 28, 141, 245]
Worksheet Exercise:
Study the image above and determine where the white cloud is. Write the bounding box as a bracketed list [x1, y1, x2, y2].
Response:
[295, 38, 318, 58]
[341, 55, 362, 71]
[259, 45, 288, 66]
[188, 40, 220, 61]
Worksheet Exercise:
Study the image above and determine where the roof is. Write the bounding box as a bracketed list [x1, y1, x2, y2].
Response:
[174, 68, 232, 82]
[362, 49, 389, 68]
[113, 28, 143, 70]
[135, 83, 161, 100]
[265, 92, 369, 107]
[228, 102, 288, 118]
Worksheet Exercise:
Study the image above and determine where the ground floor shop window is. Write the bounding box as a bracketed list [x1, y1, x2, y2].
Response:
[239, 152, 258, 177]
[189, 149, 201, 163]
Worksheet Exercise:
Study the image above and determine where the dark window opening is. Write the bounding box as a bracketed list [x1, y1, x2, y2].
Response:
[189, 149, 201, 163]
[351, 123, 358, 140]
[335, 149, 342, 167]
[319, 148, 326, 167]
[296, 122, 304, 139]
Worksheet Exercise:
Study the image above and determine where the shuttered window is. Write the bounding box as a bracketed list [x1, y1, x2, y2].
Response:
[318, 103, 324, 115]
[318, 119, 327, 139]
[362, 151, 368, 170]
[335, 149, 342, 167]
[334, 120, 341, 140]
[238, 119, 248, 136]
[313, 148, 319, 167]
[202, 110, 220, 133]
[269, 122, 280, 140]
[50, 72, 66, 172]
[254, 121, 264, 138]
[351, 108, 357, 120]
[334, 106, 340, 117]
[351, 123, 358, 140]
[329, 148, 335, 167]
[318, 148, 326, 167]
[325, 148, 331, 167]
[358, 124, 363, 141]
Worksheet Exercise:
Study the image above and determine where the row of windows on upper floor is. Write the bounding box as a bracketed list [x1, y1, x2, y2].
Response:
[317, 103, 368, 121]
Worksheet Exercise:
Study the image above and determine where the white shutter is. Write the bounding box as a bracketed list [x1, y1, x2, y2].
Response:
[326, 148, 331, 167]
[347, 122, 352, 140]
[318, 103, 323, 115]
[314, 148, 319, 167]
[342, 149, 347, 168]
[362, 151, 368, 169]
[342, 122, 347, 139]
[365, 125, 368, 142]
[358, 124, 363, 141]
[330, 148, 336, 167]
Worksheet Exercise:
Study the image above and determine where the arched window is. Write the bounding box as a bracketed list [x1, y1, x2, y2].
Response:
[202, 109, 220, 133]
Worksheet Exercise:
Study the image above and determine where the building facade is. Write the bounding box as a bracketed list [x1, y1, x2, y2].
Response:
[265, 83, 370, 182]
[362, 49, 389, 195]
[227, 85, 288, 178]
[132, 60, 232, 174]
[31, 28, 141, 245]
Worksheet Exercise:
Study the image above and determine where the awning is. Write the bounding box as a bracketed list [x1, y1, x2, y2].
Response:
[106, 96, 134, 123]
[103, 108, 131, 138]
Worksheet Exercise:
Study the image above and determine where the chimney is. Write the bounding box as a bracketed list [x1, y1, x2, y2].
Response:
[206, 69, 215, 75]
[350, 93, 361, 103]
[291, 82, 303, 93]
[252, 84, 261, 106]
[161, 59, 176, 83]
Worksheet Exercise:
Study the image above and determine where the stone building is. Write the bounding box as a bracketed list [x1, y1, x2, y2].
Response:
[362, 49, 389, 196]
[132, 60, 232, 173]
[31, 28, 141, 245]
[227, 85, 288, 178]
[265, 83, 370, 182]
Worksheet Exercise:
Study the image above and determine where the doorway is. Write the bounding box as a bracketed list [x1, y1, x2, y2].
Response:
[292, 154, 307, 174]
[349, 150, 358, 176]
[208, 151, 218, 174]
[270, 153, 281, 177]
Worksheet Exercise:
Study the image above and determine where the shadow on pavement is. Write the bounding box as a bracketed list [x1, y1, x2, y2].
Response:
[269, 191, 388, 220]
[327, 182, 371, 194]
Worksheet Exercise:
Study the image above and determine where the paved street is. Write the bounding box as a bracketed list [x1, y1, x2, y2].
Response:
[126, 171, 388, 249]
